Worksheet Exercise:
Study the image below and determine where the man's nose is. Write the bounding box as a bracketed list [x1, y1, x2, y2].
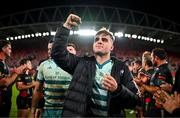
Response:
[97, 38, 103, 43]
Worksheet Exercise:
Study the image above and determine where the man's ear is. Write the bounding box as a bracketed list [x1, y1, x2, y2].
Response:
[23, 64, 27, 69]
[155, 56, 159, 60]
[2, 47, 6, 53]
[111, 45, 114, 51]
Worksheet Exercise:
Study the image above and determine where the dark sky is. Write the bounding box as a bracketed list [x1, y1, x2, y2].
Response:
[0, 0, 179, 24]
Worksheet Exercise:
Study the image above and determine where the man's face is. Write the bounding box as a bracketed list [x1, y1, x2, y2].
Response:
[48, 43, 53, 58]
[142, 61, 145, 69]
[140, 74, 149, 83]
[142, 56, 145, 68]
[151, 52, 157, 66]
[2, 44, 12, 57]
[66, 46, 76, 55]
[93, 33, 113, 56]
[26, 60, 32, 70]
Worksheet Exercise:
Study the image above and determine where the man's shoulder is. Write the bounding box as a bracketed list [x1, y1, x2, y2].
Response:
[17, 74, 26, 81]
[158, 64, 171, 74]
[0, 61, 4, 68]
[111, 56, 125, 65]
[0, 61, 5, 76]
[81, 55, 96, 62]
[39, 59, 53, 66]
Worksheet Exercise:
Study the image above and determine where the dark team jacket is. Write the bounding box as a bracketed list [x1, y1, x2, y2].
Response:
[16, 73, 33, 98]
[142, 68, 155, 115]
[0, 60, 12, 107]
[150, 63, 173, 109]
[151, 63, 173, 86]
[171, 108, 180, 117]
[51, 26, 139, 117]
[173, 65, 180, 93]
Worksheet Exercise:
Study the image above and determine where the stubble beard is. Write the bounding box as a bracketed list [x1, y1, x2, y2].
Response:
[94, 51, 107, 57]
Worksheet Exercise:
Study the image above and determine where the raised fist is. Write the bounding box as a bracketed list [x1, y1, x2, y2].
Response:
[63, 14, 81, 30]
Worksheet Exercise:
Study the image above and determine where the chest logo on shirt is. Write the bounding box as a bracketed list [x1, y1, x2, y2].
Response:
[119, 69, 124, 76]
[47, 66, 52, 69]
[0, 72, 6, 78]
[55, 71, 60, 75]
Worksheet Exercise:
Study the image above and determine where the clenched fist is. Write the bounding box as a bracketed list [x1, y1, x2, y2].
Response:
[63, 14, 81, 30]
[102, 74, 118, 92]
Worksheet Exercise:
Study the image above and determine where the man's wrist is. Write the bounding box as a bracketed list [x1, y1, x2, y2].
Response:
[141, 84, 146, 88]
[30, 107, 36, 114]
[11, 69, 19, 75]
[63, 23, 72, 30]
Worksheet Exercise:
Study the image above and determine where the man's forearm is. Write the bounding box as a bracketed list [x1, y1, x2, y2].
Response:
[31, 88, 42, 113]
[142, 84, 159, 94]
[0, 73, 18, 88]
[17, 82, 35, 90]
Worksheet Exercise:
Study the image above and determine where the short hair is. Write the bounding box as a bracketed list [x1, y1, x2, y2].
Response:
[134, 60, 142, 66]
[124, 59, 132, 66]
[48, 39, 54, 44]
[95, 27, 115, 42]
[142, 51, 151, 60]
[0, 40, 11, 51]
[19, 58, 31, 65]
[27, 55, 36, 61]
[66, 43, 77, 51]
[144, 59, 153, 67]
[152, 48, 167, 60]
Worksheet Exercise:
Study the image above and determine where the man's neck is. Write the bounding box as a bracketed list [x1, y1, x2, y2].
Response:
[95, 54, 111, 65]
[25, 70, 29, 74]
[157, 60, 167, 67]
[145, 66, 153, 71]
[0, 52, 6, 61]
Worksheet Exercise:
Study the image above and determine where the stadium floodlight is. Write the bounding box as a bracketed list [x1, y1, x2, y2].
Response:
[70, 31, 74, 35]
[46, 32, 49, 36]
[21, 35, 25, 39]
[141, 36, 145, 40]
[31, 34, 35, 37]
[114, 32, 123, 38]
[137, 36, 141, 39]
[128, 34, 131, 38]
[38, 33, 42, 36]
[18, 36, 21, 39]
[153, 39, 156, 42]
[25, 35, 28, 38]
[6, 37, 9, 41]
[43, 32, 46, 36]
[28, 34, 31, 38]
[74, 31, 78, 35]
[35, 33, 39, 37]
[132, 34, 137, 39]
[150, 38, 153, 42]
[157, 39, 160, 43]
[14, 37, 18, 40]
[77, 30, 96, 36]
[10, 37, 14, 40]
[50, 31, 56, 36]
[125, 34, 131, 38]
[146, 37, 150, 41]
[161, 40, 164, 44]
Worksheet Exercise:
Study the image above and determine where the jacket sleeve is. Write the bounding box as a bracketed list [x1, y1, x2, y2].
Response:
[111, 64, 139, 109]
[111, 84, 139, 109]
[172, 108, 180, 117]
[51, 26, 80, 75]
[173, 66, 180, 92]
[122, 64, 138, 94]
